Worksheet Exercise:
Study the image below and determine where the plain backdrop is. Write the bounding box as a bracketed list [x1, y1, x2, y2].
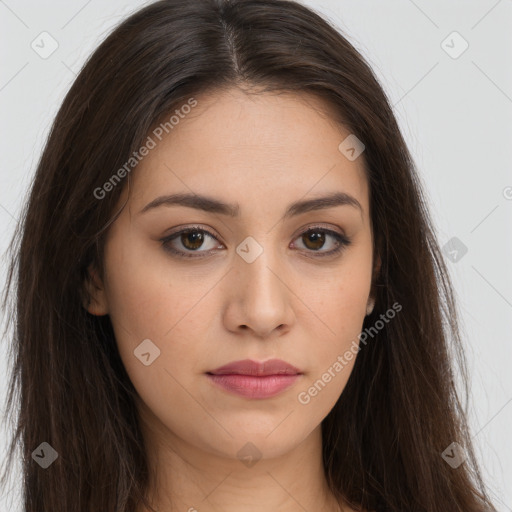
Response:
[1, 0, 511, 510]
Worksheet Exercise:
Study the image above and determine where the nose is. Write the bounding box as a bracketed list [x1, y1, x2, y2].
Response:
[222, 243, 295, 338]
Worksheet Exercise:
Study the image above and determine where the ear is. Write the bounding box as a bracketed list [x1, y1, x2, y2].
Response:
[83, 264, 109, 316]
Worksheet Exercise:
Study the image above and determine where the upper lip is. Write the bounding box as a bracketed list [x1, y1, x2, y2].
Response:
[207, 359, 302, 376]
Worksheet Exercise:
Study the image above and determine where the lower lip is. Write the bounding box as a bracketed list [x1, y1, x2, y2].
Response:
[206, 373, 301, 399]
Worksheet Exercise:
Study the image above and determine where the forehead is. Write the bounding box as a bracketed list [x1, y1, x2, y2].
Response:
[126, 88, 369, 218]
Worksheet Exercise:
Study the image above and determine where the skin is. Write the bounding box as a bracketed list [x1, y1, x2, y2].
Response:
[86, 87, 379, 512]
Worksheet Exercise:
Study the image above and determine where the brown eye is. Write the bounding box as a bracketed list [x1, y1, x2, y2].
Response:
[161, 227, 222, 258]
[180, 230, 206, 250]
[292, 227, 351, 258]
[301, 231, 326, 251]
[160, 225, 351, 260]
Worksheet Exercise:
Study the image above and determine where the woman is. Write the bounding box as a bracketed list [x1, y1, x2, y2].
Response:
[1, 0, 497, 511]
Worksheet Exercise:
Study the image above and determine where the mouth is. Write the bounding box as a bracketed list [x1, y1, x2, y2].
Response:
[206, 358, 303, 399]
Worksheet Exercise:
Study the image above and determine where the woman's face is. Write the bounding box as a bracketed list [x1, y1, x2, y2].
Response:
[87, 87, 375, 462]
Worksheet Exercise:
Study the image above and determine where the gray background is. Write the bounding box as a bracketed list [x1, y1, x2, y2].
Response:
[1, 0, 511, 510]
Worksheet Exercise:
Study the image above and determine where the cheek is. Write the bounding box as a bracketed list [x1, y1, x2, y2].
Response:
[100, 244, 213, 440]
[306, 261, 371, 344]
[105, 262, 176, 341]
[296, 262, 371, 406]
[102, 227, 203, 338]
[100, 234, 213, 382]
[295, 294, 363, 415]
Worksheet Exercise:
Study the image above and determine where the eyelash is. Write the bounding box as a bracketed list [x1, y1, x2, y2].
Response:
[159, 224, 352, 259]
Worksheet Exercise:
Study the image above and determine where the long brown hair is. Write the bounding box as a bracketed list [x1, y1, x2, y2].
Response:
[1, 0, 497, 510]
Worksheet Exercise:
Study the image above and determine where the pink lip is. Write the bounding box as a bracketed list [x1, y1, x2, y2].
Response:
[206, 359, 302, 399]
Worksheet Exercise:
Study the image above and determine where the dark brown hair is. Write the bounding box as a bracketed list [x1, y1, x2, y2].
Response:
[1, 0, 497, 510]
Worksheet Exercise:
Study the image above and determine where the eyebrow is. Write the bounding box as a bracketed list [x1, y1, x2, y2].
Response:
[138, 191, 363, 220]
